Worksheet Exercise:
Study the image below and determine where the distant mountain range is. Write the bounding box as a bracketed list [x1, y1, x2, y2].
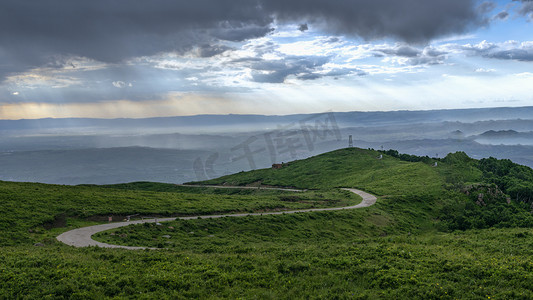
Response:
[2, 106, 533, 131]
[1, 106, 533, 185]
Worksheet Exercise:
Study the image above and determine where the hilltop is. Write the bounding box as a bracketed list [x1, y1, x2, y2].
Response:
[194, 148, 445, 193]
[192, 147, 533, 230]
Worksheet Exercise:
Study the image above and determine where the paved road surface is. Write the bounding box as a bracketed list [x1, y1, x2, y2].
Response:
[179, 184, 306, 192]
[56, 187, 377, 250]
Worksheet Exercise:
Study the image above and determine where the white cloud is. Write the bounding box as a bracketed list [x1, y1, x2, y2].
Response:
[456, 40, 533, 61]
[475, 68, 495, 73]
[5, 73, 81, 89]
[112, 81, 125, 88]
[514, 72, 533, 78]
[111, 81, 133, 88]
[277, 36, 343, 56]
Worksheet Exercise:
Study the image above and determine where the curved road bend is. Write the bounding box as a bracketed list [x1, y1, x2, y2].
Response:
[56, 188, 377, 250]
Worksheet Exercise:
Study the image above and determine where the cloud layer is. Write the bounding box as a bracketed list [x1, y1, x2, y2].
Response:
[460, 40, 533, 61]
[3, 0, 533, 119]
[0, 0, 480, 78]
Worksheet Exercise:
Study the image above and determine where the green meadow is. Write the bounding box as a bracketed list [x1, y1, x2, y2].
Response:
[1, 148, 532, 298]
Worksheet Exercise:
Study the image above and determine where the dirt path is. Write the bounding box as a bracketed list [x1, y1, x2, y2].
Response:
[56, 187, 377, 250]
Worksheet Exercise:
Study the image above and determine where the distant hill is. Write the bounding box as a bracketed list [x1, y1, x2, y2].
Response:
[471, 130, 533, 146]
[2, 106, 533, 131]
[478, 130, 520, 137]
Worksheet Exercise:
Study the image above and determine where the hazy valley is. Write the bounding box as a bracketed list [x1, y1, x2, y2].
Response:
[2, 107, 533, 185]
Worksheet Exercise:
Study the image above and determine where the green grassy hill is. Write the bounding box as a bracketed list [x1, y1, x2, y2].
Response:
[1, 147, 532, 298]
[194, 148, 445, 196]
[194, 148, 533, 229]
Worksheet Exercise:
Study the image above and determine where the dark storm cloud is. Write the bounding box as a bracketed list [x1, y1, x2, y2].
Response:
[493, 11, 510, 20]
[298, 24, 309, 32]
[250, 56, 330, 83]
[478, 1, 497, 14]
[374, 45, 448, 65]
[515, 0, 533, 20]
[196, 45, 234, 58]
[247, 55, 367, 83]
[0, 0, 482, 79]
[0, 0, 272, 78]
[263, 0, 480, 42]
[376, 45, 421, 57]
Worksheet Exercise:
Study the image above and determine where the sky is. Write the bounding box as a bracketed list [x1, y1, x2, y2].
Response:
[1, 0, 533, 119]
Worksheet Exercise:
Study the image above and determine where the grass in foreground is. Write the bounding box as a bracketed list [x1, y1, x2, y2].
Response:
[2, 228, 532, 299]
[0, 181, 360, 246]
[1, 147, 533, 298]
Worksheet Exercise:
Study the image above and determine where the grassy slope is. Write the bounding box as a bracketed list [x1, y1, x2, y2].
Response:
[195, 148, 447, 196]
[1, 147, 532, 298]
[192, 148, 475, 233]
[96, 149, 483, 251]
[0, 181, 360, 246]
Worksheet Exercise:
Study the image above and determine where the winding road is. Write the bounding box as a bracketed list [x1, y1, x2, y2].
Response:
[56, 187, 377, 250]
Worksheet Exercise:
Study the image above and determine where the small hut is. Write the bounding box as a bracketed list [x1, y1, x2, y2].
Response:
[272, 163, 283, 169]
